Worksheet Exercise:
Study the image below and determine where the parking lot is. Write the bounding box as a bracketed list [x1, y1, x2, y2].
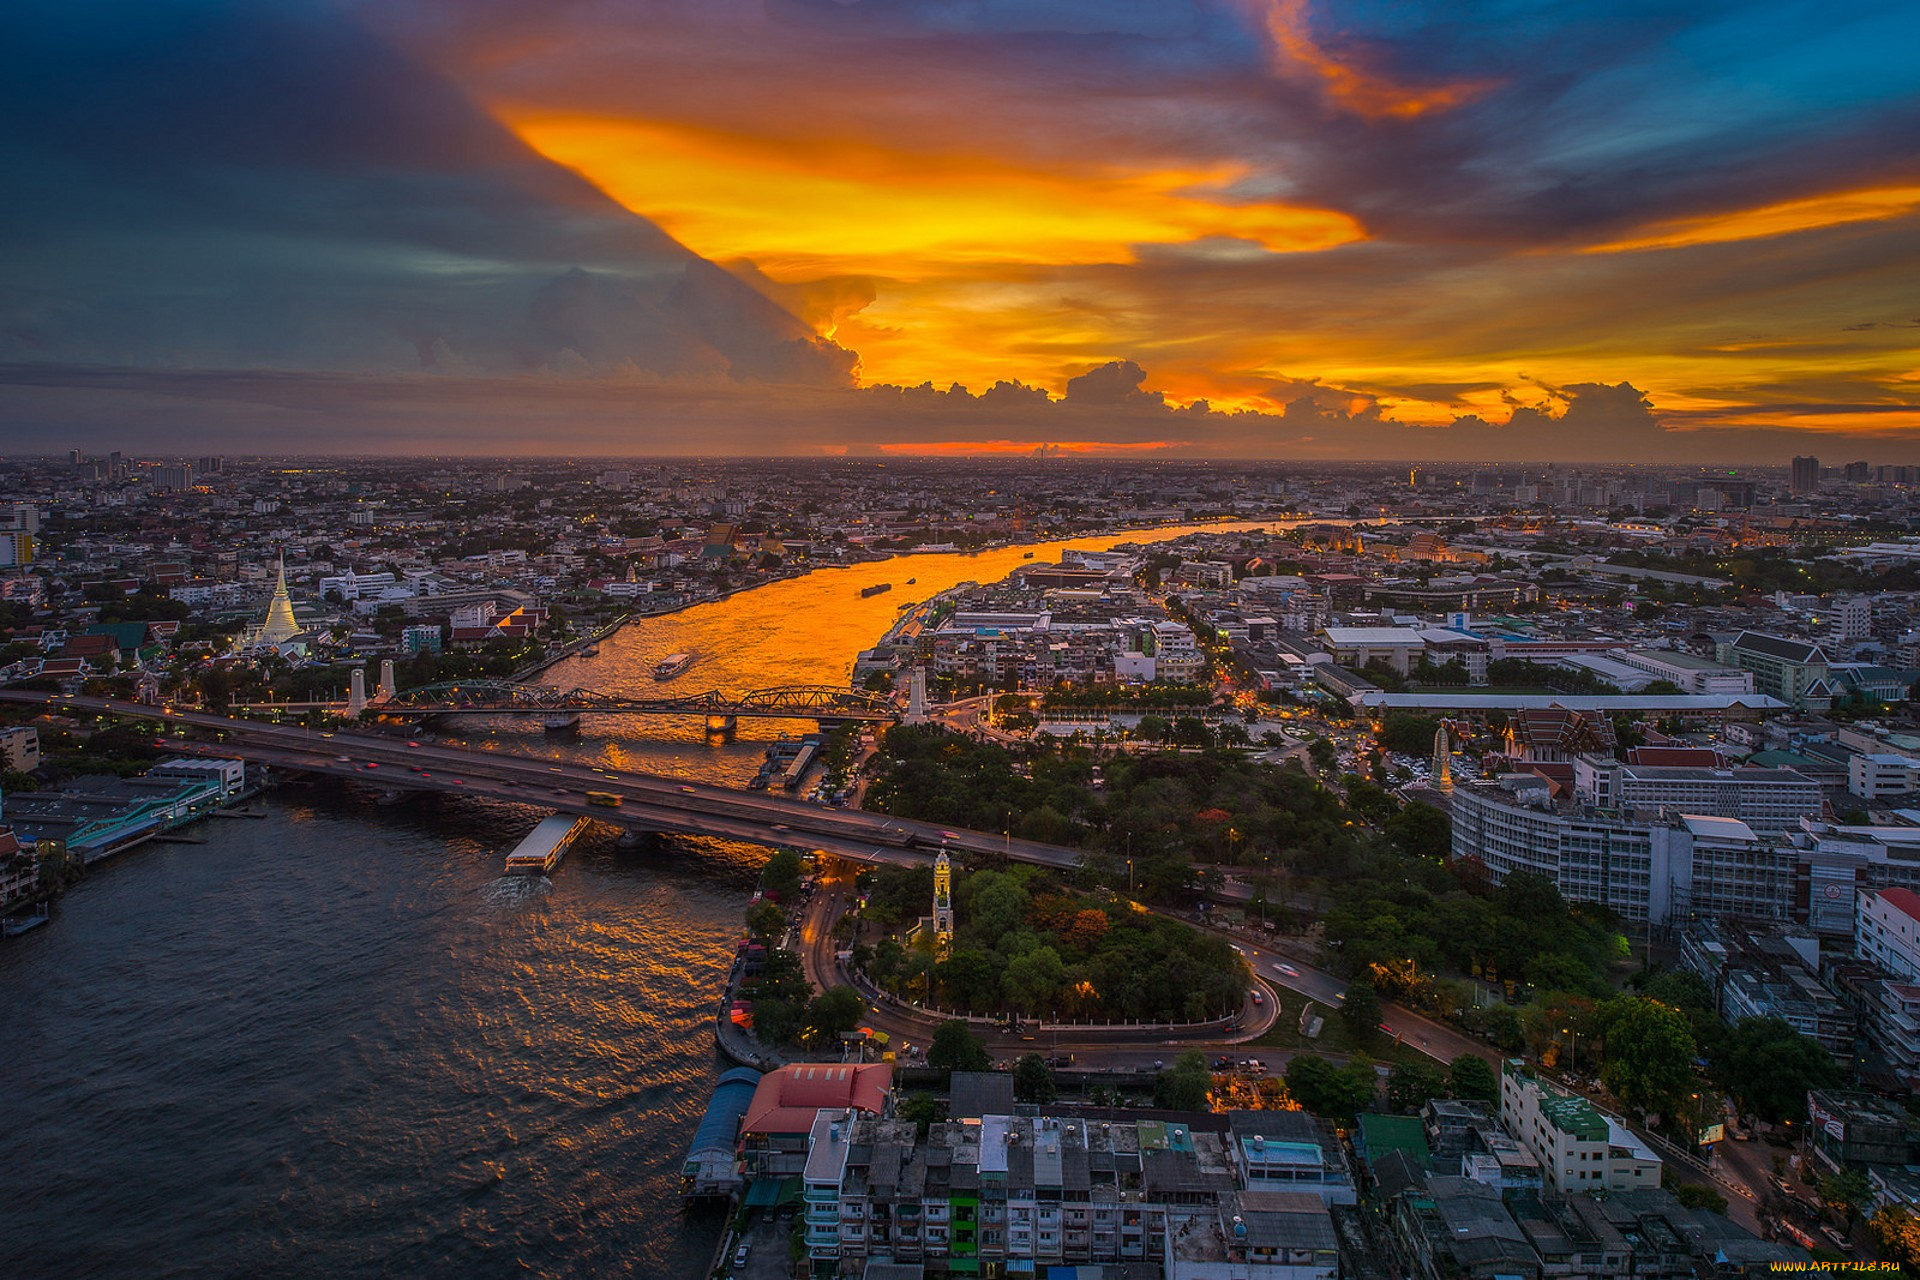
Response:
[718, 1212, 795, 1280]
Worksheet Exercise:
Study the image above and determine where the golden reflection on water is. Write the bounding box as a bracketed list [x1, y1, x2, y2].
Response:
[532, 521, 1310, 782]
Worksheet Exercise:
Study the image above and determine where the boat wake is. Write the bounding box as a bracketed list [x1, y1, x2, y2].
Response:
[479, 875, 551, 909]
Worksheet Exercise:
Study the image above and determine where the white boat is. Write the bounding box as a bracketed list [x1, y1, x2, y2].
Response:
[653, 652, 694, 680]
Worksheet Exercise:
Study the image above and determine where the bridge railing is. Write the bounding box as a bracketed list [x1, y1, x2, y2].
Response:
[378, 680, 893, 718]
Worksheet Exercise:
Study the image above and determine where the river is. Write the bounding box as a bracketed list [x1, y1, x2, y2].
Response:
[0, 517, 1316, 1277]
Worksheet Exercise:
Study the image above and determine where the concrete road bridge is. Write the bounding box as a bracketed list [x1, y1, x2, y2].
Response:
[4, 692, 1044, 868]
[231, 680, 896, 731]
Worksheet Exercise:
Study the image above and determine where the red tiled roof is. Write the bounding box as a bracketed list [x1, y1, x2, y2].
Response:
[1876, 887, 1920, 926]
[742, 1063, 891, 1137]
[1627, 747, 1726, 767]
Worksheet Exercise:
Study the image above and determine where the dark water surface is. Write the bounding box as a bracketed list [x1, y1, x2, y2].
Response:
[0, 798, 756, 1279]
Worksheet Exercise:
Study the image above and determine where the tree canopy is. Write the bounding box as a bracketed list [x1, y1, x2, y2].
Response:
[1711, 1017, 1839, 1123]
[928, 1019, 991, 1073]
[1596, 996, 1697, 1116]
[1284, 1054, 1377, 1118]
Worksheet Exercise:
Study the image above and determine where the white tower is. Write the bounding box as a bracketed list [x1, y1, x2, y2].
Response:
[931, 849, 954, 959]
[1432, 724, 1454, 791]
[905, 665, 929, 723]
[378, 658, 396, 700]
[347, 667, 366, 717]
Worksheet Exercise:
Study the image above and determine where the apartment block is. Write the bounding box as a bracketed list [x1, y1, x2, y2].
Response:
[1857, 887, 1920, 979]
[797, 1108, 1343, 1278]
[1498, 1063, 1660, 1194]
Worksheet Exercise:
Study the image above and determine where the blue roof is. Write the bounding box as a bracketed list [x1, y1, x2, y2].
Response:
[686, 1067, 763, 1159]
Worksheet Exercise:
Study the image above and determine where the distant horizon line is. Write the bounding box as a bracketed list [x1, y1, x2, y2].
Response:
[0, 451, 1832, 469]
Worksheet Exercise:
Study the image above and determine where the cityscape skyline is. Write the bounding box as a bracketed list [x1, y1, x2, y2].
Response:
[3, 1, 1917, 459]
[10, 453, 1920, 1271]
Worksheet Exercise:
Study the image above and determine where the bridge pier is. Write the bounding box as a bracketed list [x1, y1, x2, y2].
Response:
[541, 712, 581, 734]
[705, 713, 737, 735]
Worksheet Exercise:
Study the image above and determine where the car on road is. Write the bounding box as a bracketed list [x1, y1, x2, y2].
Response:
[1250, 989, 1265, 1006]
[407, 741, 420, 748]
[1211, 1056, 1232, 1070]
[1379, 1023, 1394, 1036]
[1272, 962, 1299, 977]
[363, 762, 378, 770]
[732, 1244, 750, 1268]
[679, 785, 696, 793]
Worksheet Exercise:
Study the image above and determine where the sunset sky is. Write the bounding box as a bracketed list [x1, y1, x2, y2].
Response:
[3, 0, 1917, 459]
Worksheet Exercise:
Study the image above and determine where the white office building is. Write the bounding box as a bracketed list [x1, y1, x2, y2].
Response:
[1858, 887, 1920, 979]
[1498, 1062, 1660, 1194]
[1852, 753, 1920, 801]
[1612, 649, 1756, 695]
[1571, 758, 1823, 835]
[1451, 782, 1798, 926]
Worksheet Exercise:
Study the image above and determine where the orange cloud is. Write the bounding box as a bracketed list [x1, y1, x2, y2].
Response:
[874, 439, 1183, 456]
[1259, 0, 1493, 121]
[1582, 184, 1920, 253]
[505, 113, 1364, 274]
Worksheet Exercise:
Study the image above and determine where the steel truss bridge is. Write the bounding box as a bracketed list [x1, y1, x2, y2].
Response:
[372, 680, 896, 722]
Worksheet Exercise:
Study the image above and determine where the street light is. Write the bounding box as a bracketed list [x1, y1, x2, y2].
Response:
[1562, 1027, 1578, 1073]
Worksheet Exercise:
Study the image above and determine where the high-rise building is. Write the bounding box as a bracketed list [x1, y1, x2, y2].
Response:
[1845, 460, 1871, 483]
[1791, 454, 1820, 494]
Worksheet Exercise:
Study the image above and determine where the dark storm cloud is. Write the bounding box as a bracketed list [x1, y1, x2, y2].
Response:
[1065, 361, 1164, 406]
[0, 0, 855, 385]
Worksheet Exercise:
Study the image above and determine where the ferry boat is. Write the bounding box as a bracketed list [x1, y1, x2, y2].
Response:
[1022, 551, 1035, 559]
[860, 583, 893, 598]
[505, 815, 585, 876]
[653, 652, 694, 680]
[579, 643, 601, 658]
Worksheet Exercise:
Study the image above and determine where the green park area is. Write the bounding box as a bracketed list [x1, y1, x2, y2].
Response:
[850, 862, 1246, 1024]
